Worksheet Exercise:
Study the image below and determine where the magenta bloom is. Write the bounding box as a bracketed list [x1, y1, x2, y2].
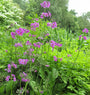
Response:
[14, 43, 23, 47]
[16, 28, 24, 36]
[19, 59, 29, 65]
[40, 1, 50, 8]
[21, 78, 29, 82]
[12, 63, 17, 69]
[45, 65, 50, 67]
[32, 58, 35, 63]
[12, 74, 16, 81]
[53, 56, 57, 61]
[31, 22, 39, 31]
[47, 22, 52, 27]
[26, 41, 32, 45]
[11, 32, 16, 39]
[8, 64, 11, 72]
[51, 22, 57, 29]
[23, 72, 27, 77]
[5, 50, 8, 52]
[5, 76, 10, 81]
[34, 70, 37, 72]
[82, 28, 89, 33]
[83, 36, 87, 40]
[45, 33, 49, 37]
[48, 11, 51, 17]
[67, 54, 71, 57]
[36, 18, 38, 21]
[79, 35, 82, 40]
[32, 35, 36, 37]
[60, 58, 62, 61]
[40, 91, 44, 94]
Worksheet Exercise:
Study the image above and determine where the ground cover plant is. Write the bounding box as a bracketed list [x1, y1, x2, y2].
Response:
[0, 1, 90, 95]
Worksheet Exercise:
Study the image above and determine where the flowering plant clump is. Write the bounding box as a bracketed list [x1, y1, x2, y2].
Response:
[82, 28, 89, 33]
[47, 22, 57, 29]
[40, 1, 50, 8]
[40, 11, 51, 19]
[3, 0, 90, 95]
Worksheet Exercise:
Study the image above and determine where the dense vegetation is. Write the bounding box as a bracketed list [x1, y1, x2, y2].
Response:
[0, 0, 90, 95]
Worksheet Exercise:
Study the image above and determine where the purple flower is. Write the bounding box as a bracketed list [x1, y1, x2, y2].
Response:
[67, 54, 71, 57]
[40, 1, 50, 8]
[34, 70, 37, 72]
[12, 63, 17, 69]
[60, 58, 62, 61]
[79, 35, 82, 40]
[47, 22, 52, 27]
[5, 50, 8, 52]
[14, 43, 23, 47]
[83, 36, 87, 40]
[5, 76, 10, 81]
[53, 56, 57, 61]
[26, 41, 32, 45]
[8, 64, 11, 72]
[29, 34, 31, 37]
[18, 59, 29, 65]
[11, 32, 16, 39]
[82, 28, 89, 33]
[32, 58, 35, 63]
[36, 18, 38, 21]
[16, 28, 24, 36]
[40, 91, 43, 94]
[21, 78, 29, 82]
[51, 22, 57, 29]
[23, 72, 27, 77]
[45, 65, 50, 67]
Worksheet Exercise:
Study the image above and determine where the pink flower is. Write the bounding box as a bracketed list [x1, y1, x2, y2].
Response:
[29, 34, 31, 37]
[51, 22, 57, 29]
[19, 59, 29, 65]
[45, 65, 50, 67]
[82, 28, 89, 33]
[53, 56, 57, 61]
[36, 18, 38, 21]
[16, 28, 24, 36]
[11, 32, 16, 39]
[32, 58, 35, 63]
[45, 33, 49, 37]
[5, 76, 10, 81]
[83, 36, 87, 40]
[40, 1, 50, 8]
[79, 35, 82, 40]
[60, 58, 62, 61]
[21, 78, 29, 82]
[5, 50, 8, 52]
[12, 63, 17, 68]
[67, 54, 71, 57]
[34, 70, 37, 72]
[48, 11, 51, 17]
[32, 35, 36, 37]
[14, 43, 23, 47]
[12, 74, 16, 81]
[23, 72, 27, 77]
[47, 22, 52, 27]
[8, 64, 11, 72]
[26, 41, 32, 45]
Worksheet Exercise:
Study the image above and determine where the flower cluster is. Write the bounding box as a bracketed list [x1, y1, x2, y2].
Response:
[14, 43, 23, 47]
[11, 28, 30, 39]
[50, 40, 62, 51]
[47, 22, 57, 29]
[53, 56, 57, 61]
[79, 35, 87, 40]
[40, 11, 51, 19]
[18, 59, 29, 65]
[82, 28, 89, 33]
[30, 22, 39, 31]
[26, 41, 32, 45]
[5, 74, 16, 81]
[40, 1, 50, 8]
[33, 42, 43, 48]
[5, 62, 17, 73]
[20, 72, 30, 82]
